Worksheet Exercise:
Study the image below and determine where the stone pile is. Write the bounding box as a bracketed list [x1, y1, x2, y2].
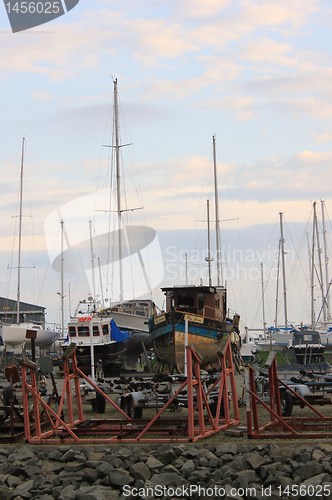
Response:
[0, 442, 332, 499]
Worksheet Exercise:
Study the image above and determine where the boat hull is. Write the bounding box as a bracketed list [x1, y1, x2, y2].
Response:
[109, 311, 149, 333]
[149, 312, 234, 372]
[64, 331, 148, 376]
[1, 323, 60, 347]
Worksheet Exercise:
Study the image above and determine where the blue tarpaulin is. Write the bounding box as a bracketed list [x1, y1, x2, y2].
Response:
[111, 319, 130, 342]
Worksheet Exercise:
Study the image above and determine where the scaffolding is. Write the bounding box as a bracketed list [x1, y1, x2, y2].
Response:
[246, 351, 332, 439]
[21, 337, 239, 445]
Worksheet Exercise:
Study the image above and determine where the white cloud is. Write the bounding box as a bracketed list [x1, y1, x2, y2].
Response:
[31, 91, 54, 101]
[314, 132, 332, 143]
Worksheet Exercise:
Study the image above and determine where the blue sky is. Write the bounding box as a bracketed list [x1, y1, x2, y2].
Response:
[0, 0, 332, 331]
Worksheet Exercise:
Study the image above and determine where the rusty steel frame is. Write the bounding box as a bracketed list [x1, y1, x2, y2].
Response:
[246, 351, 332, 439]
[21, 338, 239, 445]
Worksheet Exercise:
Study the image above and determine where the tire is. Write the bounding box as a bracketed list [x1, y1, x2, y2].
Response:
[121, 397, 143, 419]
[280, 389, 293, 417]
[92, 392, 106, 413]
[133, 406, 143, 419]
[209, 399, 224, 418]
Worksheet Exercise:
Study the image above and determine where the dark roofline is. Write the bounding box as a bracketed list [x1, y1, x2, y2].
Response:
[161, 285, 226, 293]
[0, 297, 45, 312]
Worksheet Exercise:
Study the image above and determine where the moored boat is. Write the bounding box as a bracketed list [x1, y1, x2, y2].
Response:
[63, 298, 148, 376]
[149, 285, 240, 373]
[98, 299, 156, 334]
[290, 328, 325, 365]
[2, 323, 59, 348]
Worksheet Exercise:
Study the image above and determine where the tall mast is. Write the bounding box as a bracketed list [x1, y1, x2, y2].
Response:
[261, 262, 267, 336]
[279, 212, 288, 327]
[311, 202, 316, 327]
[113, 78, 123, 302]
[314, 201, 325, 322]
[89, 219, 96, 301]
[213, 135, 222, 286]
[206, 199, 212, 286]
[16, 137, 25, 324]
[60, 220, 65, 336]
[274, 239, 281, 329]
[321, 200, 330, 320]
[102, 79, 137, 303]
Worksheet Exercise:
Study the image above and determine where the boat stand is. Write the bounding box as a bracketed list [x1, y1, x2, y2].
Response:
[246, 351, 332, 439]
[21, 339, 239, 445]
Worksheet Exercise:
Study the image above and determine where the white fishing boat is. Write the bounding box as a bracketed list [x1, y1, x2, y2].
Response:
[63, 297, 148, 377]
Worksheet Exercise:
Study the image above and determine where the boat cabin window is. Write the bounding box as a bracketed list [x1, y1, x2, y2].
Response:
[102, 324, 109, 335]
[68, 326, 77, 338]
[77, 326, 90, 337]
[68, 325, 101, 337]
[293, 332, 320, 344]
[176, 295, 195, 311]
[198, 294, 204, 312]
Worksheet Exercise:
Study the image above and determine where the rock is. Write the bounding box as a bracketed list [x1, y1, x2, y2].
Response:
[246, 452, 269, 470]
[0, 440, 332, 499]
[8, 447, 36, 463]
[75, 485, 120, 499]
[6, 475, 22, 488]
[63, 462, 85, 473]
[12, 478, 35, 498]
[301, 473, 330, 486]
[157, 447, 178, 464]
[149, 472, 189, 488]
[129, 462, 151, 481]
[82, 468, 100, 484]
[108, 469, 134, 487]
[181, 460, 195, 478]
[145, 456, 163, 471]
[60, 449, 81, 463]
[58, 484, 76, 500]
[215, 443, 238, 456]
[312, 449, 326, 461]
[0, 485, 11, 500]
[294, 461, 325, 482]
[318, 443, 332, 454]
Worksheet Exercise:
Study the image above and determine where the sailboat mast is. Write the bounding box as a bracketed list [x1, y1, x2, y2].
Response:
[261, 262, 267, 336]
[16, 137, 25, 324]
[113, 78, 123, 302]
[206, 199, 212, 286]
[274, 239, 281, 329]
[311, 202, 316, 328]
[321, 200, 330, 320]
[89, 219, 96, 301]
[279, 212, 288, 327]
[212, 135, 222, 286]
[314, 201, 326, 322]
[60, 219, 65, 336]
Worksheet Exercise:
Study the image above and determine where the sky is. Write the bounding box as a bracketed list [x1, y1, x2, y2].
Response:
[1, 0, 332, 333]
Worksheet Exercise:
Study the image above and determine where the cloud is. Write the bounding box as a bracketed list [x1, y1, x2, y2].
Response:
[31, 91, 54, 101]
[314, 132, 332, 143]
[136, 147, 332, 231]
[176, 0, 230, 18]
